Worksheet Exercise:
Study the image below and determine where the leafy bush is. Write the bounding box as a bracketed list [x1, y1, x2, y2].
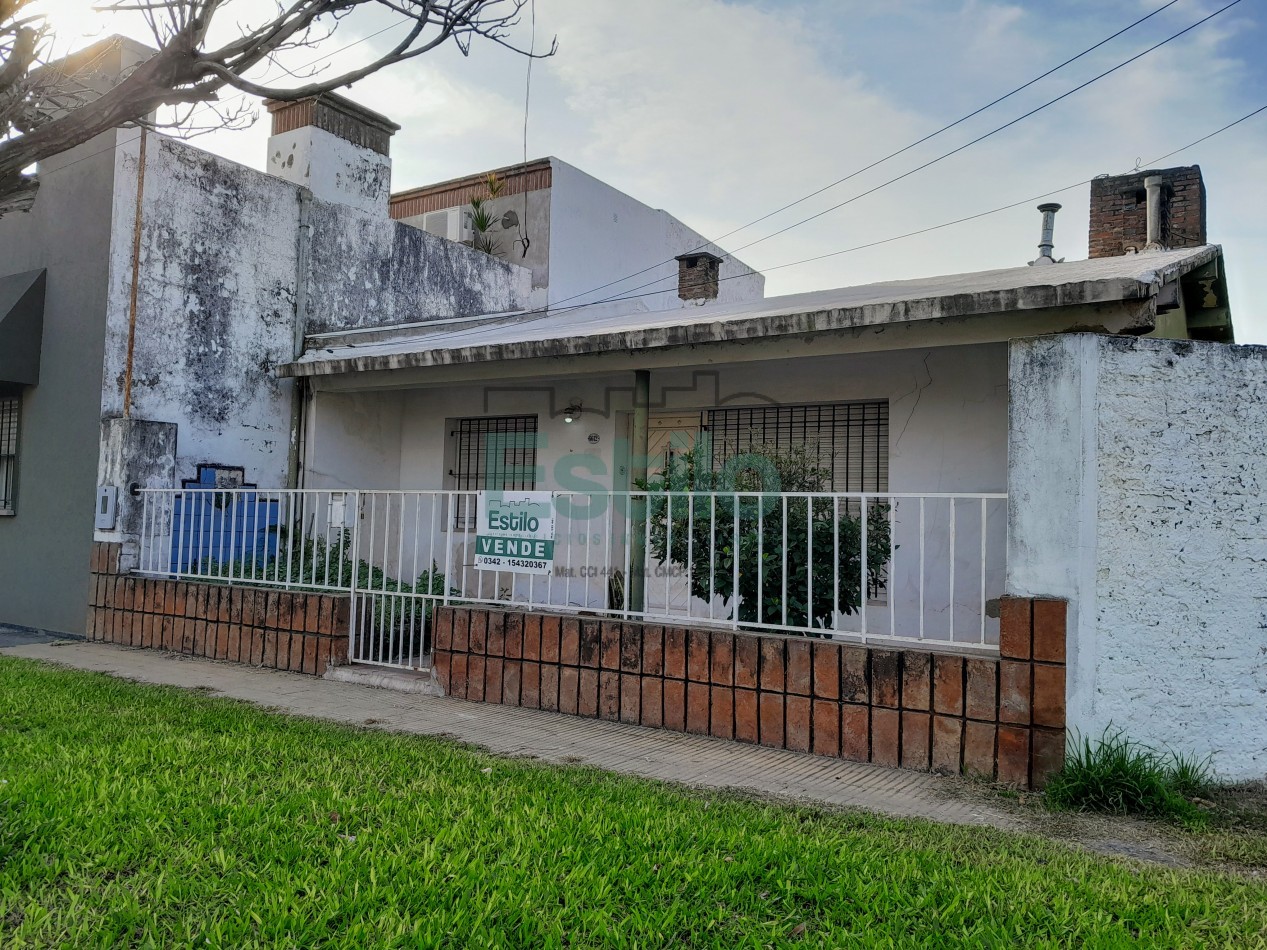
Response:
[639, 438, 891, 631]
[1045, 728, 1215, 823]
[468, 172, 507, 255]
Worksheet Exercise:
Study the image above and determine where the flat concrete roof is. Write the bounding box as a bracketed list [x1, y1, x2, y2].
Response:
[280, 245, 1220, 379]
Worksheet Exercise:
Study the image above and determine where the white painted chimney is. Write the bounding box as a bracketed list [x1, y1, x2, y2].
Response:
[265, 93, 399, 216]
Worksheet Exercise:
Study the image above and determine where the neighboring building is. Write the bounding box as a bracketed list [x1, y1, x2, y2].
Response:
[389, 158, 765, 311]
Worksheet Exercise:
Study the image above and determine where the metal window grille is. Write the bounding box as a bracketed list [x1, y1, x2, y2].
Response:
[448, 415, 539, 527]
[704, 401, 889, 492]
[0, 395, 18, 514]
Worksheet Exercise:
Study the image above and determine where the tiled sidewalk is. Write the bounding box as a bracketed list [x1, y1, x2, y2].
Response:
[1, 638, 1014, 828]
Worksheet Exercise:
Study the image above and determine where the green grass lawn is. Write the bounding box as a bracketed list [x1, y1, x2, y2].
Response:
[1, 658, 1265, 948]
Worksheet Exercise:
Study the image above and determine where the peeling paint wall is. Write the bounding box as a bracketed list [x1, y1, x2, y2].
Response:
[305, 199, 531, 335]
[267, 125, 391, 216]
[102, 134, 301, 488]
[396, 186, 552, 308]
[96, 418, 177, 565]
[1008, 334, 1267, 780]
[99, 133, 531, 492]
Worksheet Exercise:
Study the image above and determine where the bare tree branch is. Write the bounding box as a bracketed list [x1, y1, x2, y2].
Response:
[0, 0, 555, 216]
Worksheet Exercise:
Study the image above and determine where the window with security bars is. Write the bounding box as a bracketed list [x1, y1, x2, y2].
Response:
[0, 395, 19, 515]
[447, 415, 539, 527]
[704, 401, 889, 492]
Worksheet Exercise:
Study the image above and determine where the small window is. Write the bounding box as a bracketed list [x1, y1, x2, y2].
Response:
[0, 394, 19, 515]
[447, 415, 539, 527]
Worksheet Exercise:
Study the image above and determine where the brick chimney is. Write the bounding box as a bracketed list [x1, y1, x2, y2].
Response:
[1088, 165, 1206, 258]
[265, 93, 400, 216]
[675, 251, 722, 301]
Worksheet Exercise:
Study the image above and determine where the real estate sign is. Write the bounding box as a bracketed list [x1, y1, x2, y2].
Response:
[474, 491, 556, 575]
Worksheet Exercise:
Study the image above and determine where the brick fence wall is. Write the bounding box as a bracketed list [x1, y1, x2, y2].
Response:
[87, 542, 350, 675]
[431, 597, 1066, 789]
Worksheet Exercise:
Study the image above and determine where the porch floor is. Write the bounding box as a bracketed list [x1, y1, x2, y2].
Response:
[1, 638, 1014, 829]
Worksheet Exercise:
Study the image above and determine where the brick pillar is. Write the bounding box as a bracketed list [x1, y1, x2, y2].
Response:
[998, 596, 1067, 787]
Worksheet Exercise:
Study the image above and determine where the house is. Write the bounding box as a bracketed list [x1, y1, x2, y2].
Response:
[100, 157, 1262, 788]
[5, 38, 1264, 786]
[262, 169, 1259, 788]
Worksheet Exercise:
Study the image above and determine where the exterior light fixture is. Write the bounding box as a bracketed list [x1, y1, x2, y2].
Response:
[563, 402, 582, 424]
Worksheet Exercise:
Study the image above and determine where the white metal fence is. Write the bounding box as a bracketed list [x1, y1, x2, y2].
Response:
[135, 488, 1007, 669]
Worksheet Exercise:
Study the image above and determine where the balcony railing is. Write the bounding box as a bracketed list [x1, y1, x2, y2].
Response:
[135, 488, 1007, 669]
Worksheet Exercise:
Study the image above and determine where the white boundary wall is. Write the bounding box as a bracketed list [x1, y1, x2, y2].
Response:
[1008, 333, 1267, 781]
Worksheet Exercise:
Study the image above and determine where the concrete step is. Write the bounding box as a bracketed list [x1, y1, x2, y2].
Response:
[325, 662, 443, 696]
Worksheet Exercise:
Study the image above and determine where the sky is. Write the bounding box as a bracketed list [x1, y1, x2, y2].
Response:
[33, 0, 1267, 341]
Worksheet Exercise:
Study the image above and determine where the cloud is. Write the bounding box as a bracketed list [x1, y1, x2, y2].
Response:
[46, 0, 1267, 340]
[500, 0, 1266, 338]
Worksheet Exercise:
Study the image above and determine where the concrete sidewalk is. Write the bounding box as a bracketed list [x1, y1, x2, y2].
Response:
[0, 623, 79, 649]
[1, 639, 1013, 829]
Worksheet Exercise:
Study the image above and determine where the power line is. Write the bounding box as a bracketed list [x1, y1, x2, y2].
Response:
[1147, 102, 1266, 164]
[713, 0, 1181, 246]
[528, 101, 1266, 318]
[544, 0, 1186, 309]
[544, 0, 1242, 314]
[727, 0, 1239, 257]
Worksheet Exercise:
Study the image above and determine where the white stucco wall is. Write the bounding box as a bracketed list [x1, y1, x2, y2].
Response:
[99, 133, 531, 494]
[267, 126, 391, 216]
[393, 158, 763, 313]
[305, 342, 1007, 638]
[1008, 333, 1267, 781]
[102, 133, 301, 488]
[546, 159, 765, 310]
[303, 390, 404, 491]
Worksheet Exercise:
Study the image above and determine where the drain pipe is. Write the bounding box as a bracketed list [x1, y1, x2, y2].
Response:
[628, 369, 650, 614]
[286, 188, 313, 489]
[1144, 175, 1165, 251]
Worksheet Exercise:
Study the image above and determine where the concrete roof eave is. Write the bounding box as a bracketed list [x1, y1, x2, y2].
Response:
[278, 245, 1221, 380]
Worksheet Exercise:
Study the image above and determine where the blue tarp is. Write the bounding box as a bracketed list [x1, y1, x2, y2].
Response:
[170, 489, 281, 574]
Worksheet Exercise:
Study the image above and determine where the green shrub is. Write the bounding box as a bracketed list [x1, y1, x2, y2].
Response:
[639, 438, 891, 631]
[1045, 728, 1215, 823]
